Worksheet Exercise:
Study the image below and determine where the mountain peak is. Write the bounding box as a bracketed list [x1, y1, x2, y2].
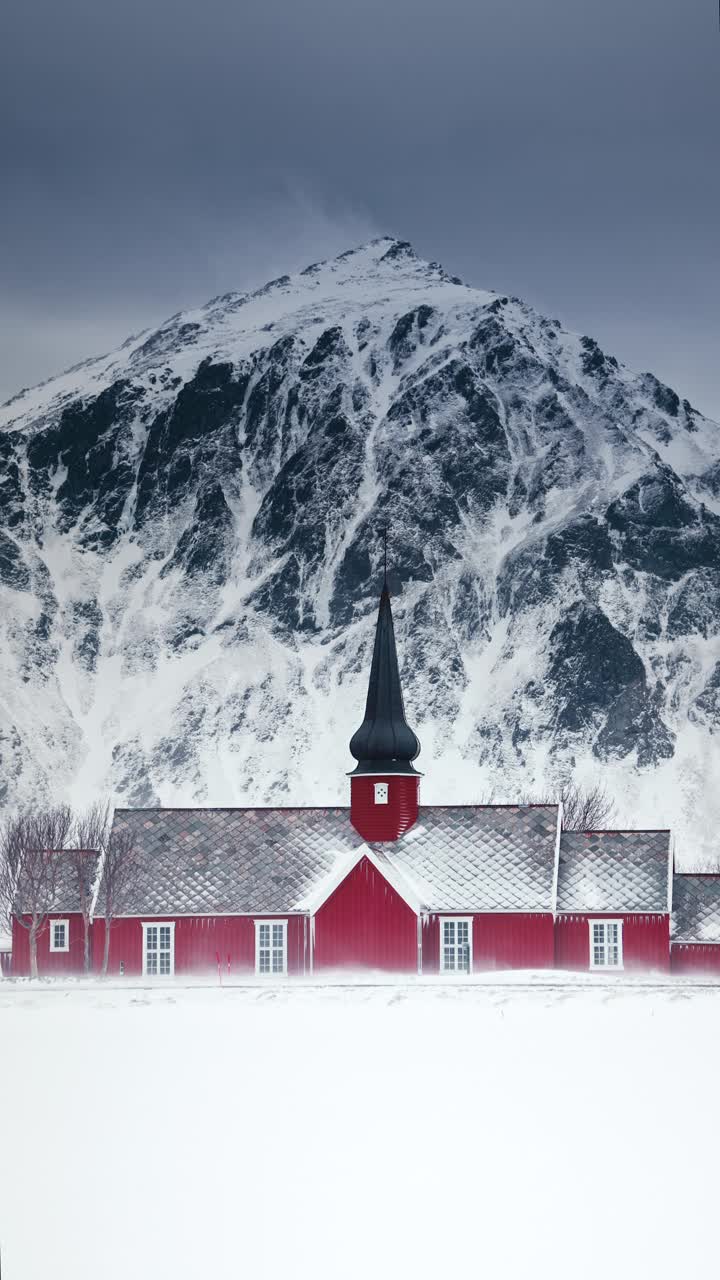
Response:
[293, 235, 454, 288]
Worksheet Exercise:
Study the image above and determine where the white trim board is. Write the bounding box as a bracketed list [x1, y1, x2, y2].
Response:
[557, 911, 667, 918]
[95, 911, 310, 921]
[551, 804, 562, 916]
[671, 939, 720, 947]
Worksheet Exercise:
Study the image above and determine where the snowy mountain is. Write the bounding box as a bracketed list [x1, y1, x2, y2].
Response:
[2, 237, 720, 860]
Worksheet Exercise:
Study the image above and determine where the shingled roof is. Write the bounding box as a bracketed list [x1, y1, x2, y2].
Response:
[556, 830, 671, 913]
[383, 806, 560, 912]
[14, 849, 100, 915]
[104, 804, 561, 917]
[672, 875, 720, 943]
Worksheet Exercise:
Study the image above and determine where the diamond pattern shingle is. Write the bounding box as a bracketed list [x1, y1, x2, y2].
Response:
[671, 875, 720, 942]
[377, 806, 559, 912]
[105, 804, 560, 916]
[14, 849, 99, 915]
[556, 831, 670, 913]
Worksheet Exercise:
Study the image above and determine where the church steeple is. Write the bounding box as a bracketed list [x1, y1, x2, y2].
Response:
[348, 570, 421, 842]
[349, 582, 421, 776]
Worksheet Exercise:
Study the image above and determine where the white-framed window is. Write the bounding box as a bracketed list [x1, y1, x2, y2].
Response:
[589, 919, 623, 969]
[142, 922, 175, 977]
[49, 919, 69, 953]
[255, 920, 288, 975]
[374, 782, 389, 805]
[440, 917, 472, 973]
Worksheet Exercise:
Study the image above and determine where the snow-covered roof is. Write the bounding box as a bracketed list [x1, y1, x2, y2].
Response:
[556, 831, 671, 914]
[105, 804, 561, 917]
[671, 875, 720, 944]
[380, 806, 560, 912]
[13, 849, 100, 916]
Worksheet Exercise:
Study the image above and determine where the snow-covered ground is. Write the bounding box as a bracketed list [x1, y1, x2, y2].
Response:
[1, 979, 718, 1278]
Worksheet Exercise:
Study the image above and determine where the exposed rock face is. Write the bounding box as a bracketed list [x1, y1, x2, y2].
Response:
[1, 238, 719, 856]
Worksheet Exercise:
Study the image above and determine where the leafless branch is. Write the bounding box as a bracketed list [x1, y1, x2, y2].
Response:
[519, 781, 617, 831]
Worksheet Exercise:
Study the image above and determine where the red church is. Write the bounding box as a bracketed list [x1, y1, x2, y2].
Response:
[8, 579, 720, 979]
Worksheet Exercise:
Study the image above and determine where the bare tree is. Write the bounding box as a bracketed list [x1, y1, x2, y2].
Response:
[520, 781, 617, 831]
[558, 782, 616, 832]
[70, 801, 111, 974]
[97, 823, 140, 977]
[0, 806, 74, 979]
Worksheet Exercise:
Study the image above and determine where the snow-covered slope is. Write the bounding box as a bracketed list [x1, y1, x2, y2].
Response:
[2, 237, 720, 859]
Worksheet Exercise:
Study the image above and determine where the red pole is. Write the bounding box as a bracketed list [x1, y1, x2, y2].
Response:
[216, 950, 222, 984]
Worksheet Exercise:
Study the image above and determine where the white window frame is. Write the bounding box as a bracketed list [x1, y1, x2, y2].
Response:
[588, 919, 624, 970]
[439, 916, 473, 974]
[254, 919, 288, 976]
[142, 922, 175, 977]
[49, 918, 69, 953]
[374, 782, 389, 805]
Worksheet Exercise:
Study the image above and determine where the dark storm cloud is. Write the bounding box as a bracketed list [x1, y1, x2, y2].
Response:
[1, 0, 718, 414]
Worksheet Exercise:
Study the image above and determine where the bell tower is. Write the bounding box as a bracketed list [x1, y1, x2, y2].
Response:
[348, 572, 421, 842]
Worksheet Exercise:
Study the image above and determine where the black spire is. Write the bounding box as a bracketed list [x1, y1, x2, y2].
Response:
[349, 579, 421, 776]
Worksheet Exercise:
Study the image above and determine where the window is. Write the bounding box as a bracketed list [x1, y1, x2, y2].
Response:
[440, 918, 472, 973]
[49, 919, 69, 952]
[255, 920, 288, 975]
[142, 923, 175, 977]
[589, 920, 623, 969]
[374, 782, 388, 805]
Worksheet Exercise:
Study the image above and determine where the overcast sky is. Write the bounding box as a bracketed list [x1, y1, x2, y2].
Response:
[1, 0, 718, 417]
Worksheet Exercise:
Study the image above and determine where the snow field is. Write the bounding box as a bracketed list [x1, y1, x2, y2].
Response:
[0, 982, 718, 1279]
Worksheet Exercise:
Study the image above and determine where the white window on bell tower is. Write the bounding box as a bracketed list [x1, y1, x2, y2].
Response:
[374, 782, 389, 805]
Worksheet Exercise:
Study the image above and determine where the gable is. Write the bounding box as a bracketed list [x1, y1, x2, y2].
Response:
[312, 855, 419, 971]
[302, 845, 423, 916]
[315, 855, 420, 918]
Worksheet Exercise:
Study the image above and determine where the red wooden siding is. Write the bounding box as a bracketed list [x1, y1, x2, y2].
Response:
[12, 914, 87, 977]
[421, 913, 554, 973]
[92, 915, 308, 977]
[313, 855, 418, 972]
[670, 944, 720, 974]
[350, 774, 419, 842]
[555, 914, 670, 971]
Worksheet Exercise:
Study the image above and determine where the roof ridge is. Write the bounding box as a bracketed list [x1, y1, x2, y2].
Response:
[114, 802, 560, 815]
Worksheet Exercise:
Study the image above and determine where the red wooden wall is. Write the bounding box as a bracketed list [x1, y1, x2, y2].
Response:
[555, 914, 670, 971]
[313, 855, 418, 972]
[92, 915, 308, 977]
[421, 913, 554, 973]
[670, 944, 720, 974]
[350, 775, 419, 842]
[12, 914, 87, 976]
